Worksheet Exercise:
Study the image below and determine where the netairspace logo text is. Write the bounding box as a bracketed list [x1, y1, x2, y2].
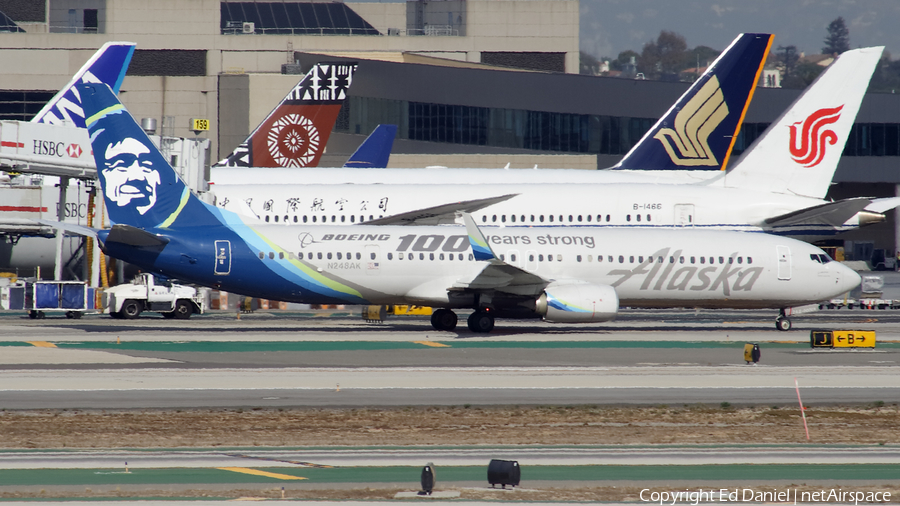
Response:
[639, 488, 891, 505]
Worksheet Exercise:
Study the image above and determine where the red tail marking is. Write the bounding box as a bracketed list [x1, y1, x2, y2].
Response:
[788, 105, 843, 168]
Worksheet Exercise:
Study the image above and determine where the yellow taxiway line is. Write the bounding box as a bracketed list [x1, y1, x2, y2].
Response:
[414, 341, 450, 348]
[218, 467, 307, 480]
[27, 341, 57, 348]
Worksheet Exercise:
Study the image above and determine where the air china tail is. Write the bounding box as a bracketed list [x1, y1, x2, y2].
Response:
[717, 46, 884, 199]
[613, 33, 773, 172]
[31, 41, 135, 128]
[215, 62, 357, 169]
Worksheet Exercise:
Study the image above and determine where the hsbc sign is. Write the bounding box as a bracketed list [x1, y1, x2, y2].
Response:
[33, 140, 65, 157]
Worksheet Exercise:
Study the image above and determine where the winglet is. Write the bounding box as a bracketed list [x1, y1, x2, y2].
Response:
[32, 41, 136, 128]
[462, 213, 496, 261]
[344, 124, 397, 168]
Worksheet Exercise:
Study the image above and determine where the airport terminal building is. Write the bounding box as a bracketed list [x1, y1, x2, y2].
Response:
[0, 0, 899, 251]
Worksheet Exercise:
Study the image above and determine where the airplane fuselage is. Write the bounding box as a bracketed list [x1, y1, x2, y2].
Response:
[212, 182, 862, 242]
[102, 223, 858, 313]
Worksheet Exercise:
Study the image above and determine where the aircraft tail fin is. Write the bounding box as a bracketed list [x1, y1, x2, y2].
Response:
[214, 62, 357, 168]
[614, 33, 773, 172]
[32, 42, 135, 128]
[720, 47, 883, 198]
[343, 124, 397, 168]
[81, 83, 216, 230]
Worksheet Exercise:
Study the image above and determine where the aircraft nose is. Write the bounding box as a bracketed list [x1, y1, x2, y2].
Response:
[836, 263, 862, 294]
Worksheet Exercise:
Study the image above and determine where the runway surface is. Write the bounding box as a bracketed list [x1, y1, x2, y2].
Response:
[1, 309, 899, 408]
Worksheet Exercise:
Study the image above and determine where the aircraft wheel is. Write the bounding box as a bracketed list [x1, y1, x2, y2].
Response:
[172, 299, 193, 320]
[776, 317, 792, 331]
[430, 309, 458, 331]
[120, 300, 142, 320]
[467, 311, 494, 333]
[28, 311, 38, 319]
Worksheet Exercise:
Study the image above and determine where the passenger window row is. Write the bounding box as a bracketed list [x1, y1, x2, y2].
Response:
[572, 254, 753, 264]
[481, 214, 653, 224]
[264, 215, 383, 223]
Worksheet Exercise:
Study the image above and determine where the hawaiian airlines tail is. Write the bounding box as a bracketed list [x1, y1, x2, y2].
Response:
[215, 62, 357, 169]
[716, 47, 883, 199]
[613, 33, 773, 172]
[343, 124, 397, 168]
[31, 41, 135, 128]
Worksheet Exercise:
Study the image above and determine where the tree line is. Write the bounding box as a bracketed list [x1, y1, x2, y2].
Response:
[581, 17, 900, 93]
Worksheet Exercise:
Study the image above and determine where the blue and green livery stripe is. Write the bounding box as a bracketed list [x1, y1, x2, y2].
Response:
[86, 103, 125, 128]
[468, 232, 493, 261]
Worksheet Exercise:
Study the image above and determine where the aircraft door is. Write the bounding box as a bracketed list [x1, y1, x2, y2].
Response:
[776, 245, 791, 280]
[675, 204, 694, 226]
[214, 240, 231, 275]
[365, 244, 380, 275]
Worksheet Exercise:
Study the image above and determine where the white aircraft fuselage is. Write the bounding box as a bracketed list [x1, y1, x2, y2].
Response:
[212, 182, 869, 242]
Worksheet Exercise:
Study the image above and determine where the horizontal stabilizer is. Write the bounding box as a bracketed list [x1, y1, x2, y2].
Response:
[36, 219, 98, 238]
[865, 197, 900, 214]
[764, 198, 872, 228]
[362, 194, 518, 226]
[105, 224, 170, 248]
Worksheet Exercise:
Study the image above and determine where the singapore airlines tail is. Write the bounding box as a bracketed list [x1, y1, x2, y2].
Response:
[31, 41, 135, 128]
[613, 33, 773, 172]
[718, 46, 883, 199]
[214, 62, 357, 169]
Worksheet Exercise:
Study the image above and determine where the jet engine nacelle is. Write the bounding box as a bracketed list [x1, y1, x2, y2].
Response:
[535, 283, 618, 323]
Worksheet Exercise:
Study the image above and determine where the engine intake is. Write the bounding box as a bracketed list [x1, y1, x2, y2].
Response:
[535, 283, 618, 323]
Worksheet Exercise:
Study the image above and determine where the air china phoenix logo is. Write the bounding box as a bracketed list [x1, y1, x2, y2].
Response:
[654, 76, 729, 167]
[266, 114, 321, 167]
[788, 105, 843, 167]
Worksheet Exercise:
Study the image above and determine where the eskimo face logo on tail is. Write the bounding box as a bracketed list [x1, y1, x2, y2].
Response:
[788, 105, 843, 168]
[100, 137, 160, 215]
[653, 76, 729, 167]
[267, 114, 320, 167]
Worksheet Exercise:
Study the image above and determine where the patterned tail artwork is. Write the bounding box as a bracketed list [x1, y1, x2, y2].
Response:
[215, 62, 357, 168]
[614, 33, 772, 171]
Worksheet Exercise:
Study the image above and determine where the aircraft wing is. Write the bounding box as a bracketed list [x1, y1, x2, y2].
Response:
[865, 197, 900, 214]
[363, 194, 519, 226]
[764, 197, 873, 228]
[451, 213, 547, 296]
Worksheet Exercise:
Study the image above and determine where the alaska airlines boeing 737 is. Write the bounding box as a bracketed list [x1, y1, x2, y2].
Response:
[212, 47, 886, 242]
[76, 82, 859, 331]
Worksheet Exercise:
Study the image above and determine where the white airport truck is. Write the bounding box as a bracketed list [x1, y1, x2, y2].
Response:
[103, 273, 204, 319]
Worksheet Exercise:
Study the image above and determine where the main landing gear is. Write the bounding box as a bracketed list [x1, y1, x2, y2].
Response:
[429, 309, 495, 333]
[430, 309, 458, 331]
[467, 310, 494, 333]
